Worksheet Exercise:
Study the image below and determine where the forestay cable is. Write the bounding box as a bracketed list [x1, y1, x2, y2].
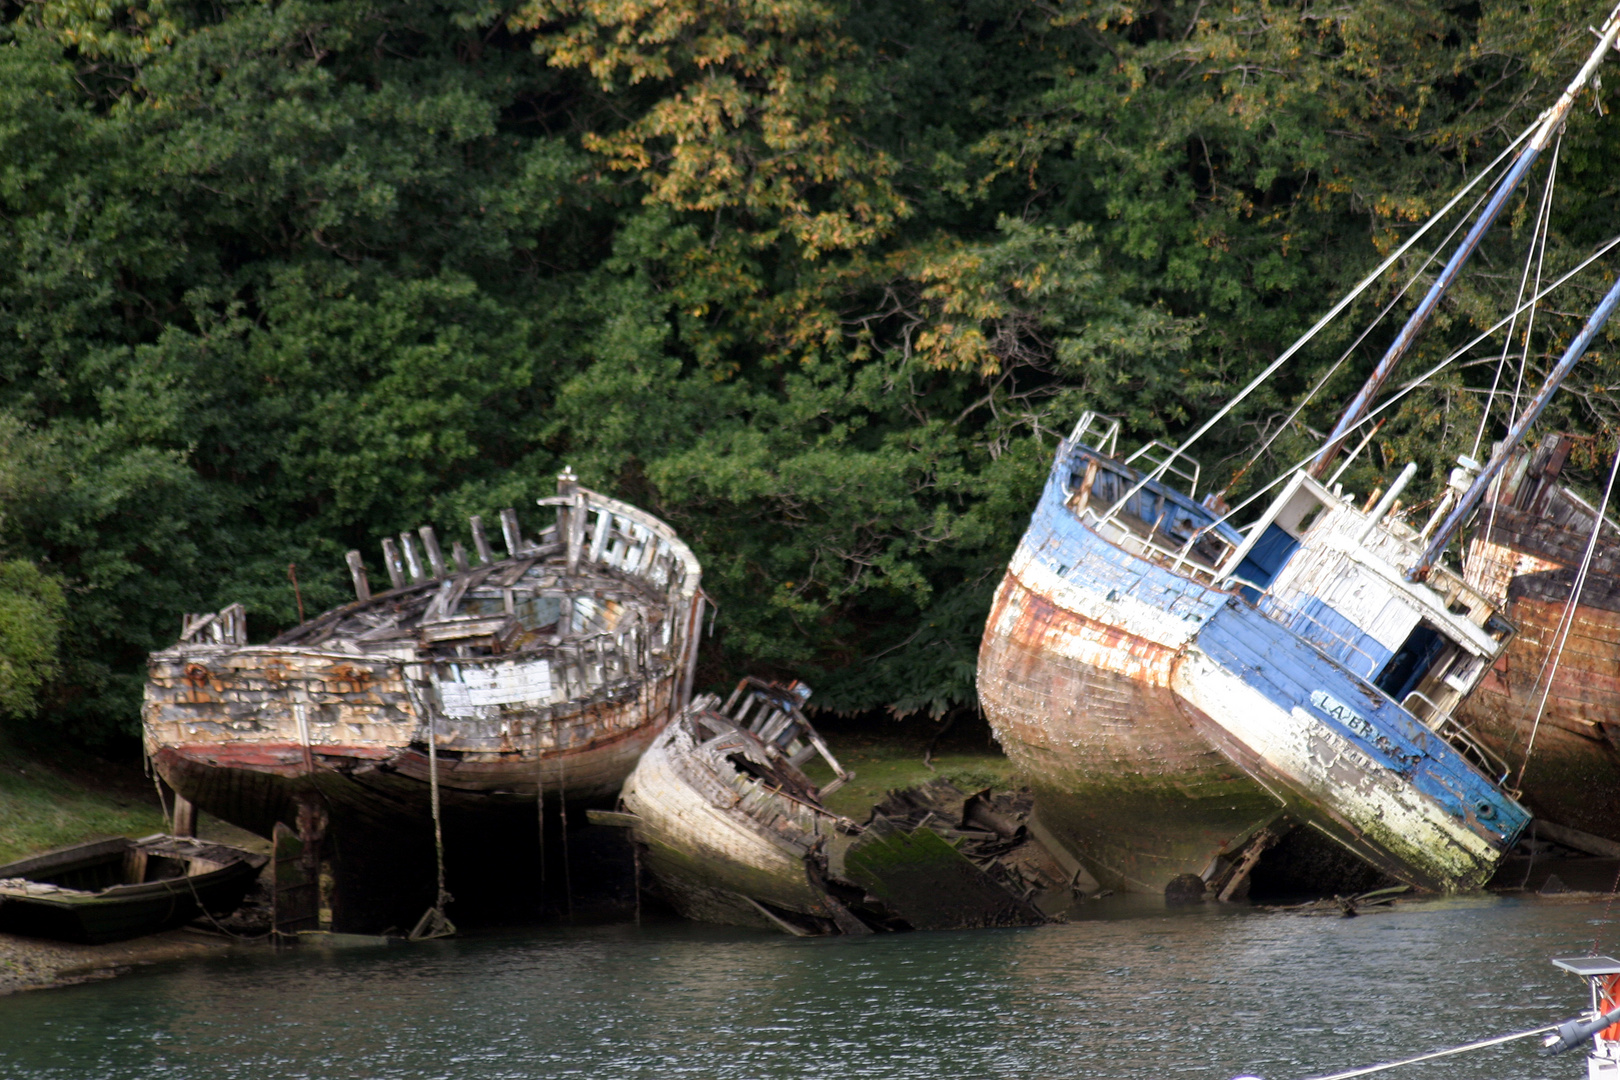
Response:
[1204, 231, 1620, 534]
[1096, 119, 1540, 524]
[1473, 136, 1561, 460]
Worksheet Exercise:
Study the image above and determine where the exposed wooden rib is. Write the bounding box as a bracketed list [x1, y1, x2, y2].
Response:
[399, 532, 424, 582]
[499, 509, 522, 559]
[469, 515, 494, 565]
[380, 538, 406, 590]
[345, 551, 372, 603]
[419, 526, 446, 579]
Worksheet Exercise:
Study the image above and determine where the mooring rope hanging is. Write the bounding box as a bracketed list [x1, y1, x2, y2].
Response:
[410, 690, 457, 941]
[558, 742, 574, 920]
[1514, 436, 1620, 789]
[151, 770, 173, 833]
[536, 720, 547, 901]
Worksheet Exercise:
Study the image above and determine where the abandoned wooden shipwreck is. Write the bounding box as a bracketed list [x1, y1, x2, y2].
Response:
[615, 678, 1071, 934]
[1458, 434, 1620, 843]
[143, 471, 704, 930]
[978, 13, 1620, 899]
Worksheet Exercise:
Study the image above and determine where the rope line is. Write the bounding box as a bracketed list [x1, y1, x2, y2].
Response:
[1096, 120, 1540, 521]
[537, 720, 547, 902]
[1298, 1024, 1559, 1080]
[410, 687, 456, 941]
[1201, 231, 1620, 537]
[1474, 135, 1561, 461]
[1226, 184, 1490, 495]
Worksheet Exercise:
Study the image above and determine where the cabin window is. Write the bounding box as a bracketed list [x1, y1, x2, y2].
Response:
[1233, 525, 1299, 595]
[1217, 472, 1332, 595]
[1374, 622, 1448, 704]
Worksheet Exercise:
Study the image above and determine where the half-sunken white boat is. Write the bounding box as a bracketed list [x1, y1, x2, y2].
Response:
[617, 678, 1060, 934]
[143, 470, 703, 929]
[619, 678, 865, 933]
[979, 7, 1620, 898]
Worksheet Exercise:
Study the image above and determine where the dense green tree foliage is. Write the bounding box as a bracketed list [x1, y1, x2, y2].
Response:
[0, 0, 1616, 741]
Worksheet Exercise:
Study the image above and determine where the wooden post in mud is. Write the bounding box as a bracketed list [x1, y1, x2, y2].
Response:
[171, 793, 196, 837]
[272, 796, 327, 936]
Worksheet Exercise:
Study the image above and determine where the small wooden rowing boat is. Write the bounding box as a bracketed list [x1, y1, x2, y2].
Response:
[0, 835, 268, 944]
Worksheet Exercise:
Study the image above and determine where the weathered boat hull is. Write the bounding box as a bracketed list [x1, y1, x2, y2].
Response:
[622, 721, 837, 930]
[980, 572, 1283, 892]
[978, 433, 1527, 896]
[620, 682, 1058, 934]
[146, 648, 677, 838]
[142, 481, 704, 930]
[0, 836, 267, 945]
[1461, 533, 1620, 839]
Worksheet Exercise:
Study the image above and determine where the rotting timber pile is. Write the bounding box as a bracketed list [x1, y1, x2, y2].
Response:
[143, 470, 704, 932]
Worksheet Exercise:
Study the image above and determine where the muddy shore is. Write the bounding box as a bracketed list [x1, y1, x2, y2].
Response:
[0, 927, 247, 996]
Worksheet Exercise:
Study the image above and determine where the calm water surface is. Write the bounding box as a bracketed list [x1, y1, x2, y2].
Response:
[1, 895, 1615, 1079]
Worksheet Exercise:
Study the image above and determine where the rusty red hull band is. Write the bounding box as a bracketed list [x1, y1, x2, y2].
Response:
[980, 572, 1283, 892]
[151, 718, 662, 837]
[145, 645, 677, 837]
[977, 439, 1527, 894]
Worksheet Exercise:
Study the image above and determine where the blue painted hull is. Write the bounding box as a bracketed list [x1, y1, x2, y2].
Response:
[978, 439, 1529, 893]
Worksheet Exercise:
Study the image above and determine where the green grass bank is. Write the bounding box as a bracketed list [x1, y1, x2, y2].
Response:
[0, 736, 166, 865]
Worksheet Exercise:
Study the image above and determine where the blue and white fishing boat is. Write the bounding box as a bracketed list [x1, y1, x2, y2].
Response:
[978, 2, 1620, 897]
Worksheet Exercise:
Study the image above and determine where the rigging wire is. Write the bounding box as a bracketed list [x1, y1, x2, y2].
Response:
[1506, 136, 1563, 434]
[1094, 119, 1541, 524]
[1473, 136, 1562, 460]
[1512, 435, 1620, 790]
[1202, 231, 1620, 535]
[1481, 136, 1561, 555]
[1224, 170, 1505, 495]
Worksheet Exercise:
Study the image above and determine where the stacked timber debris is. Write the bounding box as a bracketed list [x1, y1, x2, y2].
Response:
[613, 678, 1088, 935]
[859, 780, 1085, 923]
